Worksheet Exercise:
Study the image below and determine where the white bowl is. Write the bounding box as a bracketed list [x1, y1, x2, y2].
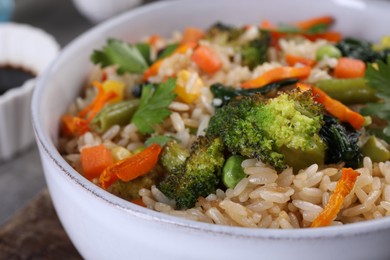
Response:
[0, 23, 59, 160]
[32, 0, 390, 259]
[72, 0, 142, 23]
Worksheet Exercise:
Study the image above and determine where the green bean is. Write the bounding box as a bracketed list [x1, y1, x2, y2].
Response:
[222, 155, 246, 188]
[315, 78, 377, 104]
[315, 45, 342, 61]
[90, 99, 140, 133]
[361, 136, 390, 163]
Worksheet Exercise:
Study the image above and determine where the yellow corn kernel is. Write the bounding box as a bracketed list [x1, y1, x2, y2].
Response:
[102, 80, 125, 103]
[174, 70, 204, 104]
[373, 36, 390, 51]
[111, 146, 132, 162]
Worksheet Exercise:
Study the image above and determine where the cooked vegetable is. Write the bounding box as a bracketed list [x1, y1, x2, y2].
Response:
[159, 141, 190, 174]
[205, 22, 244, 45]
[260, 16, 341, 44]
[315, 78, 377, 104]
[373, 36, 390, 51]
[143, 43, 196, 80]
[158, 137, 225, 209]
[222, 155, 246, 188]
[335, 37, 389, 63]
[297, 83, 365, 130]
[207, 91, 325, 170]
[191, 45, 222, 74]
[89, 99, 139, 133]
[285, 54, 316, 67]
[131, 79, 176, 134]
[102, 80, 125, 104]
[157, 43, 179, 60]
[99, 144, 162, 189]
[81, 144, 114, 180]
[181, 27, 205, 44]
[334, 57, 366, 79]
[315, 45, 341, 60]
[311, 168, 359, 227]
[361, 136, 390, 163]
[319, 115, 363, 168]
[241, 66, 311, 89]
[210, 78, 299, 107]
[79, 81, 118, 120]
[135, 42, 152, 65]
[109, 167, 162, 200]
[91, 39, 149, 74]
[294, 15, 334, 31]
[241, 32, 270, 69]
[61, 115, 89, 137]
[175, 70, 204, 104]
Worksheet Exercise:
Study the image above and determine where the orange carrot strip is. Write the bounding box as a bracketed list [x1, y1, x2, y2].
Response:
[191, 45, 222, 74]
[181, 27, 205, 45]
[297, 82, 365, 129]
[285, 54, 316, 67]
[78, 81, 117, 120]
[303, 31, 342, 42]
[311, 168, 359, 227]
[131, 198, 146, 207]
[334, 57, 366, 79]
[143, 43, 197, 81]
[61, 115, 90, 136]
[85, 81, 117, 121]
[241, 66, 311, 89]
[294, 15, 334, 30]
[81, 144, 114, 180]
[99, 144, 162, 189]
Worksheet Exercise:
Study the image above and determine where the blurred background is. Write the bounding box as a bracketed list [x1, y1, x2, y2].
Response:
[0, 0, 154, 225]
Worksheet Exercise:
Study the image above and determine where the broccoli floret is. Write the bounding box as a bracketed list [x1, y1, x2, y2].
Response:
[160, 141, 189, 173]
[241, 32, 270, 69]
[206, 91, 326, 170]
[319, 115, 363, 168]
[158, 137, 225, 209]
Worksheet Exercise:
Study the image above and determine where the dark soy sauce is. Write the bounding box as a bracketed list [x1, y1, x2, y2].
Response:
[0, 66, 36, 95]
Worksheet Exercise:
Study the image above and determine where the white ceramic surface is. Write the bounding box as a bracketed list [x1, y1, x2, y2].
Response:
[72, 0, 142, 23]
[32, 0, 390, 259]
[0, 23, 59, 160]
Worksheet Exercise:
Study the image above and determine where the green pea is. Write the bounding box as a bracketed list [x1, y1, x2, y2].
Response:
[361, 136, 390, 163]
[222, 155, 246, 188]
[316, 45, 342, 61]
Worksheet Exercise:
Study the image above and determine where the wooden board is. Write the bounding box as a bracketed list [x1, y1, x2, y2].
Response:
[0, 189, 82, 259]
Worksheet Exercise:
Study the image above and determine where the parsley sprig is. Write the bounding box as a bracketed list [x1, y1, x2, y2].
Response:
[91, 39, 150, 75]
[361, 56, 390, 138]
[131, 78, 177, 134]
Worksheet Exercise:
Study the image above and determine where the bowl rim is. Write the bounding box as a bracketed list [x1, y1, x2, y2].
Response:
[32, 0, 390, 240]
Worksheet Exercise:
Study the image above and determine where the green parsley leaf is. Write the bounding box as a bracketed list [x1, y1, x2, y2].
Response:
[157, 43, 179, 60]
[361, 56, 390, 138]
[91, 39, 148, 75]
[135, 42, 151, 65]
[145, 135, 176, 147]
[131, 78, 177, 134]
